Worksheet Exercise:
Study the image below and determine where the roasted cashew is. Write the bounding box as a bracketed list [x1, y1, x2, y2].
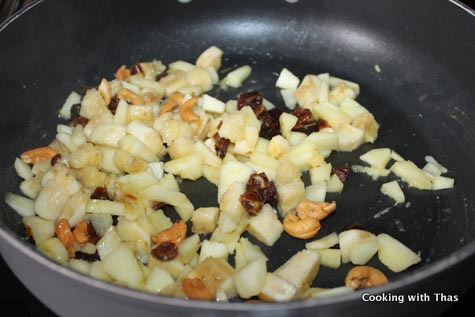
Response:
[345, 266, 388, 289]
[98, 78, 112, 106]
[169, 92, 184, 105]
[159, 100, 179, 116]
[182, 278, 215, 300]
[296, 200, 336, 221]
[21, 146, 59, 164]
[115, 65, 130, 80]
[179, 97, 200, 122]
[117, 88, 145, 105]
[283, 214, 321, 239]
[55, 218, 75, 257]
[72, 220, 98, 245]
[151, 220, 187, 246]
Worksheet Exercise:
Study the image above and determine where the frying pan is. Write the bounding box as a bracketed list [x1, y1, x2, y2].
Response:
[0, 0, 474, 316]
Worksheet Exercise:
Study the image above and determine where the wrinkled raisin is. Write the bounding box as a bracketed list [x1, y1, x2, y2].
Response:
[108, 97, 120, 114]
[90, 186, 109, 200]
[152, 241, 178, 261]
[70, 103, 81, 120]
[71, 116, 89, 127]
[237, 91, 263, 111]
[331, 165, 350, 183]
[74, 251, 100, 263]
[317, 119, 330, 130]
[155, 71, 169, 81]
[86, 221, 100, 244]
[50, 154, 62, 166]
[291, 108, 318, 134]
[151, 201, 168, 210]
[239, 192, 264, 216]
[130, 63, 144, 75]
[213, 132, 231, 159]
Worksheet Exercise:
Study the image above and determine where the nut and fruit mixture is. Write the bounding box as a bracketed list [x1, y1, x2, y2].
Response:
[5, 46, 454, 301]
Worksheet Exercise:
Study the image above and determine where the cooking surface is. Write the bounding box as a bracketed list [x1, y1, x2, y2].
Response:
[0, 0, 474, 315]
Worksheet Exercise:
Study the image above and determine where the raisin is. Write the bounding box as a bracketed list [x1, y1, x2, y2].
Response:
[291, 108, 318, 134]
[74, 251, 100, 263]
[108, 97, 120, 114]
[239, 191, 264, 216]
[151, 201, 168, 210]
[152, 241, 178, 261]
[86, 222, 100, 244]
[213, 132, 231, 159]
[155, 71, 169, 81]
[50, 153, 62, 166]
[130, 63, 144, 75]
[90, 186, 109, 200]
[331, 165, 350, 183]
[70, 103, 81, 120]
[263, 108, 283, 137]
[71, 116, 89, 127]
[237, 91, 263, 111]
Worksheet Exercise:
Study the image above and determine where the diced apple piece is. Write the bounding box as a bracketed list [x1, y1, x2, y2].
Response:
[274, 250, 320, 294]
[23, 216, 55, 244]
[158, 173, 180, 191]
[201, 94, 225, 114]
[275, 68, 300, 90]
[258, 273, 297, 302]
[360, 148, 391, 169]
[145, 266, 175, 293]
[247, 205, 283, 246]
[287, 131, 307, 146]
[306, 232, 339, 250]
[143, 184, 194, 221]
[317, 249, 341, 269]
[126, 120, 163, 155]
[233, 257, 267, 299]
[281, 141, 319, 171]
[210, 216, 249, 254]
[192, 207, 220, 234]
[119, 135, 159, 163]
[38, 238, 69, 264]
[223, 65, 252, 88]
[217, 212, 238, 234]
[277, 179, 306, 215]
[377, 233, 421, 272]
[305, 131, 339, 152]
[196, 46, 223, 70]
[98, 146, 121, 174]
[103, 245, 143, 288]
[217, 160, 253, 200]
[178, 234, 201, 264]
[89, 124, 126, 147]
[353, 112, 379, 143]
[279, 113, 298, 137]
[202, 165, 220, 185]
[219, 182, 246, 223]
[351, 165, 390, 180]
[116, 171, 158, 193]
[86, 200, 126, 216]
[116, 218, 151, 248]
[335, 124, 364, 151]
[80, 89, 106, 119]
[188, 257, 234, 296]
[281, 89, 297, 110]
[327, 174, 344, 193]
[199, 240, 228, 262]
[20, 175, 42, 199]
[59, 191, 88, 227]
[5, 193, 35, 217]
[381, 181, 405, 204]
[305, 182, 327, 202]
[234, 237, 267, 270]
[97, 227, 122, 260]
[59, 91, 82, 119]
[431, 176, 454, 190]
[164, 152, 202, 180]
[195, 140, 222, 169]
[267, 135, 291, 159]
[113, 99, 128, 126]
[340, 98, 368, 119]
[391, 160, 432, 190]
[309, 163, 332, 184]
[338, 229, 378, 264]
[310, 102, 352, 129]
[14, 157, 33, 180]
[329, 76, 360, 94]
[84, 214, 112, 237]
[295, 75, 321, 108]
[69, 259, 91, 274]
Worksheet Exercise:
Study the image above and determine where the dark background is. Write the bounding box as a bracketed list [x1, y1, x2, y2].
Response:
[0, 0, 474, 316]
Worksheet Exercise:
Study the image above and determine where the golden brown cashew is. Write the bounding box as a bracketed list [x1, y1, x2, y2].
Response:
[21, 146, 59, 164]
[345, 266, 388, 289]
[169, 92, 184, 105]
[182, 278, 215, 300]
[55, 219, 75, 257]
[151, 220, 187, 246]
[98, 78, 111, 106]
[283, 214, 321, 239]
[296, 200, 336, 221]
[159, 99, 179, 116]
[115, 65, 130, 80]
[179, 97, 200, 122]
[117, 88, 145, 105]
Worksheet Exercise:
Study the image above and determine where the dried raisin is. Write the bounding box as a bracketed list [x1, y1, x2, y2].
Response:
[90, 186, 110, 200]
[152, 241, 178, 261]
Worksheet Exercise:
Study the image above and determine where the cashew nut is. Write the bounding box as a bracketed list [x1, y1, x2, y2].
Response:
[115, 65, 130, 80]
[345, 266, 388, 289]
[21, 146, 59, 164]
[296, 200, 336, 221]
[283, 214, 321, 239]
[98, 78, 111, 106]
[179, 97, 200, 122]
[182, 278, 215, 300]
[55, 218, 75, 257]
[159, 100, 179, 116]
[151, 220, 187, 246]
[169, 92, 184, 105]
[117, 88, 145, 105]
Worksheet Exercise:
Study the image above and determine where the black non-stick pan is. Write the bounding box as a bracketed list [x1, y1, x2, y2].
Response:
[0, 0, 474, 316]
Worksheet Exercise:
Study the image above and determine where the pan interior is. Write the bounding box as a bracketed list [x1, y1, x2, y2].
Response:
[0, 0, 474, 289]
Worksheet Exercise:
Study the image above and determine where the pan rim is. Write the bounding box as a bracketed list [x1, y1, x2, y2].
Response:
[0, 0, 474, 312]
